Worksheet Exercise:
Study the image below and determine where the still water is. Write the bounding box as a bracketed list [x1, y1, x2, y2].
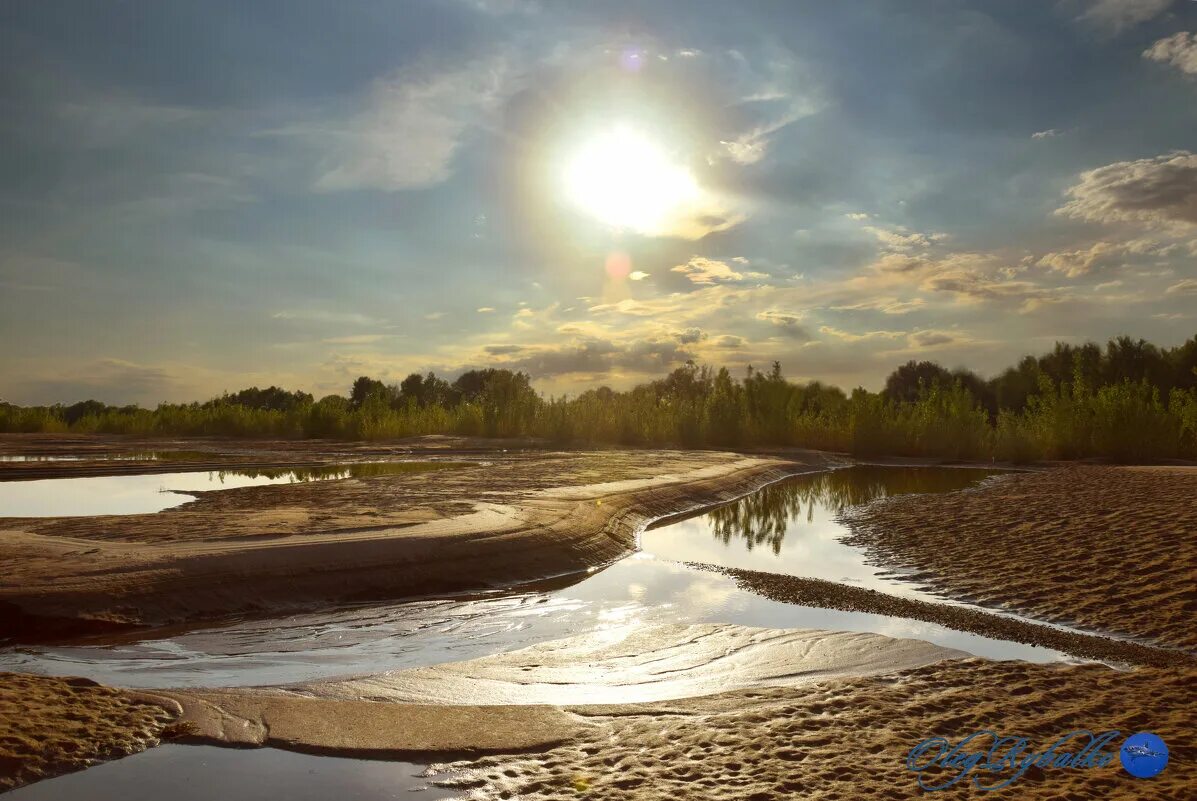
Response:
[4, 745, 456, 801]
[0, 462, 465, 517]
[0, 451, 221, 462]
[0, 467, 1066, 690]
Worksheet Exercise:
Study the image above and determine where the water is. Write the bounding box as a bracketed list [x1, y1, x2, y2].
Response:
[0, 467, 1068, 688]
[0, 451, 221, 462]
[4, 745, 455, 801]
[0, 462, 466, 517]
[642, 466, 1000, 600]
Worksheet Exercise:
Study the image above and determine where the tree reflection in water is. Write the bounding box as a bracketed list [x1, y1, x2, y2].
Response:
[706, 467, 996, 555]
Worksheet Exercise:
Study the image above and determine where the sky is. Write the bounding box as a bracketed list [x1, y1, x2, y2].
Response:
[2, 0, 1196, 406]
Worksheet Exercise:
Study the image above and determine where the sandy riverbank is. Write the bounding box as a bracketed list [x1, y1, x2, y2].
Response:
[841, 465, 1197, 650]
[434, 658, 1196, 800]
[0, 672, 179, 792]
[0, 439, 840, 637]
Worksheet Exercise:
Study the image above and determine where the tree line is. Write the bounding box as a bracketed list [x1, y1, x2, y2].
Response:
[2, 336, 1195, 462]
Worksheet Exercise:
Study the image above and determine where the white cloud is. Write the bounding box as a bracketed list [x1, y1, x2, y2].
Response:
[671, 256, 766, 285]
[1032, 128, 1063, 140]
[818, 326, 903, 343]
[1143, 31, 1197, 75]
[1166, 278, 1197, 294]
[864, 226, 948, 251]
[1080, 0, 1172, 34]
[1057, 151, 1197, 229]
[907, 329, 957, 348]
[313, 55, 515, 192]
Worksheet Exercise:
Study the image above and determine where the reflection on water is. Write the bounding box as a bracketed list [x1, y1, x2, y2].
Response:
[0, 555, 1063, 689]
[4, 745, 456, 801]
[0, 451, 224, 463]
[700, 466, 996, 555]
[0, 465, 1067, 692]
[645, 466, 999, 595]
[0, 461, 465, 517]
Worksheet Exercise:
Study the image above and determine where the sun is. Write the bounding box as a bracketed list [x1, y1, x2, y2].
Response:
[562, 125, 700, 235]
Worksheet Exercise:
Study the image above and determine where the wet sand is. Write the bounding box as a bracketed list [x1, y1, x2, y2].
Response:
[437, 659, 1196, 800]
[0, 673, 179, 791]
[0, 439, 839, 637]
[684, 562, 1193, 668]
[842, 465, 1197, 650]
[3, 440, 1194, 798]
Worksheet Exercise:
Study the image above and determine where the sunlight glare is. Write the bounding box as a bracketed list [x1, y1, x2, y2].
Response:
[562, 125, 700, 234]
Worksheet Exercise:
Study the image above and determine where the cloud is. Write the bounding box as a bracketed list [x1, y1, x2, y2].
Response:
[713, 48, 824, 166]
[671, 256, 765, 285]
[1079, 0, 1172, 34]
[1166, 278, 1197, 294]
[1057, 152, 1197, 229]
[872, 253, 932, 273]
[629, 271, 650, 281]
[676, 327, 707, 344]
[829, 297, 926, 314]
[3, 358, 180, 406]
[711, 334, 746, 348]
[272, 309, 382, 326]
[907, 329, 956, 348]
[476, 306, 495, 313]
[1143, 31, 1197, 75]
[756, 309, 812, 339]
[818, 326, 903, 343]
[864, 226, 947, 251]
[322, 334, 388, 344]
[1036, 239, 1177, 277]
[1032, 128, 1063, 140]
[720, 108, 811, 165]
[483, 344, 525, 355]
[313, 56, 515, 192]
[485, 336, 694, 378]
[1036, 241, 1123, 277]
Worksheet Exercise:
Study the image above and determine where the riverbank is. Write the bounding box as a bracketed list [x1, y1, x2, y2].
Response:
[842, 465, 1197, 650]
[0, 439, 841, 638]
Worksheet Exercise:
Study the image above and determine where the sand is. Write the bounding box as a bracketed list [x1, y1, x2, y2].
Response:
[685, 563, 1193, 668]
[842, 465, 1197, 650]
[434, 659, 1197, 800]
[3, 440, 1195, 798]
[0, 439, 840, 637]
[0, 672, 179, 791]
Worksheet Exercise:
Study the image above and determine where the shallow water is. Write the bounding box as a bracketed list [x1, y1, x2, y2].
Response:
[643, 466, 1000, 600]
[0, 461, 463, 517]
[0, 450, 220, 463]
[4, 745, 455, 800]
[0, 467, 1069, 688]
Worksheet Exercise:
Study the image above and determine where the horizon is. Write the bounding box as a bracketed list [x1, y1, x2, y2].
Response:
[3, 1, 1197, 406]
[3, 332, 1194, 409]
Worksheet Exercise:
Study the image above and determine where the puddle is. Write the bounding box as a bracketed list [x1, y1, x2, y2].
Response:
[3, 745, 456, 801]
[0, 462, 465, 517]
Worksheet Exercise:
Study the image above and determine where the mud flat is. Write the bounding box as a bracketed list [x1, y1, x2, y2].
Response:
[841, 465, 1197, 650]
[0, 440, 840, 637]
